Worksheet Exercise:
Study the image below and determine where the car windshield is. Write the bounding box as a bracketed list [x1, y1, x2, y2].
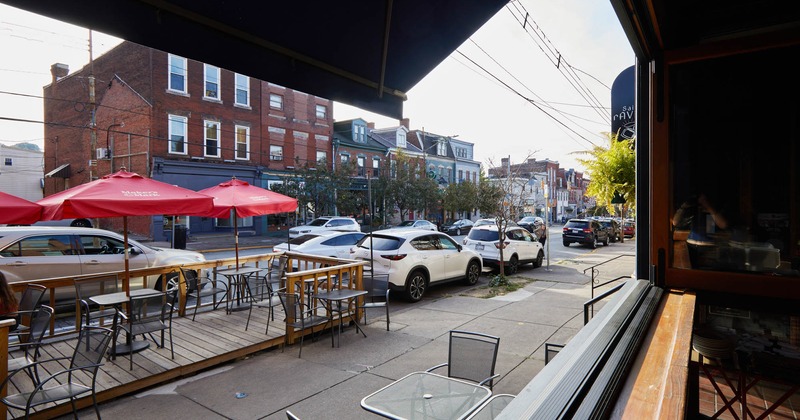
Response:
[397, 221, 415, 227]
[356, 235, 403, 251]
[468, 229, 499, 241]
[307, 218, 329, 226]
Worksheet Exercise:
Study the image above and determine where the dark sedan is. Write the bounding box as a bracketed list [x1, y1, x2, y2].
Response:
[440, 219, 474, 236]
[518, 216, 547, 245]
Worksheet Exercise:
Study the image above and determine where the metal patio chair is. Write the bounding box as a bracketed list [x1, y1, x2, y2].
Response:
[179, 267, 228, 320]
[244, 271, 284, 334]
[427, 330, 501, 389]
[8, 283, 46, 337]
[73, 274, 120, 330]
[7, 305, 54, 386]
[357, 273, 390, 331]
[277, 291, 329, 358]
[1, 326, 114, 420]
[116, 288, 178, 370]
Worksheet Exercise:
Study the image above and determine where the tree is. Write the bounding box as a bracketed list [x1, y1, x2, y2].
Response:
[385, 151, 427, 222]
[574, 132, 636, 217]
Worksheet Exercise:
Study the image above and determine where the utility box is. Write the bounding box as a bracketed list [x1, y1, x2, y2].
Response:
[174, 224, 187, 249]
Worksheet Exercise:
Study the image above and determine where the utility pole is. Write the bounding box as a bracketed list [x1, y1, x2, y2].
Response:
[88, 30, 97, 183]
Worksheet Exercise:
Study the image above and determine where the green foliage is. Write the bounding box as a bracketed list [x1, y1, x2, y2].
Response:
[575, 133, 636, 216]
[489, 274, 508, 287]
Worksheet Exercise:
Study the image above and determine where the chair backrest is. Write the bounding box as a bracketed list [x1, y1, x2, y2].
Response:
[178, 267, 200, 293]
[362, 274, 389, 303]
[18, 305, 54, 354]
[17, 284, 47, 328]
[447, 330, 500, 388]
[70, 326, 114, 373]
[278, 291, 302, 321]
[129, 289, 175, 324]
[74, 275, 120, 303]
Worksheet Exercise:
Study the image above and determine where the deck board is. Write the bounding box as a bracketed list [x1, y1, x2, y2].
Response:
[4, 301, 301, 419]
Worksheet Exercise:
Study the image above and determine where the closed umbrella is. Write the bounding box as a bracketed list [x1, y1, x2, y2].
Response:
[197, 177, 297, 266]
[37, 169, 214, 293]
[0, 191, 42, 224]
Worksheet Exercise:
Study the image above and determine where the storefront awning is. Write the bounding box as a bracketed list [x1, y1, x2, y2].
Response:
[45, 163, 70, 178]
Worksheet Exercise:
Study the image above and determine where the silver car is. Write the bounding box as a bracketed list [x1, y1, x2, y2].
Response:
[0, 226, 206, 301]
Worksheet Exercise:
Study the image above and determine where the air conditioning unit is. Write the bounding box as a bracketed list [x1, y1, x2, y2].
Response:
[96, 148, 109, 159]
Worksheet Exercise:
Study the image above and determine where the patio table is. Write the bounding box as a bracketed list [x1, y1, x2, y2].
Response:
[361, 371, 492, 420]
[314, 288, 367, 347]
[217, 266, 262, 312]
[90, 288, 162, 356]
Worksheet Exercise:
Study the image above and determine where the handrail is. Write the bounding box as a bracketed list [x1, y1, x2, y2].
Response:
[584, 282, 626, 325]
[583, 254, 635, 320]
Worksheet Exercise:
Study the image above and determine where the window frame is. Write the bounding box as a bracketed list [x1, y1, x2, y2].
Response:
[168, 114, 188, 155]
[204, 120, 221, 158]
[270, 145, 284, 161]
[234, 73, 250, 107]
[270, 93, 284, 110]
[315, 104, 327, 119]
[168, 54, 188, 94]
[235, 125, 250, 160]
[203, 63, 220, 100]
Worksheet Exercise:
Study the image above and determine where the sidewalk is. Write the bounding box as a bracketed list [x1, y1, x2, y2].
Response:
[91, 236, 636, 419]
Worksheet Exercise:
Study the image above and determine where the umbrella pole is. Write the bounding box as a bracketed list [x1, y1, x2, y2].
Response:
[123, 216, 130, 295]
[234, 212, 240, 267]
[287, 212, 290, 251]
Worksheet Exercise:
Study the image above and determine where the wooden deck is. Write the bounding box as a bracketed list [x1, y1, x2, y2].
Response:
[3, 252, 367, 419]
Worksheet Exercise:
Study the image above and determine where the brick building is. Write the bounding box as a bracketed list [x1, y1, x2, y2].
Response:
[43, 41, 332, 239]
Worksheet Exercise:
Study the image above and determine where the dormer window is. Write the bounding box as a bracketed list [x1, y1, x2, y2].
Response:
[437, 140, 447, 156]
[353, 124, 367, 143]
[397, 131, 407, 148]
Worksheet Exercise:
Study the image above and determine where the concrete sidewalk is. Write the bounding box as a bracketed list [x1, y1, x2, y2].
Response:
[87, 236, 636, 419]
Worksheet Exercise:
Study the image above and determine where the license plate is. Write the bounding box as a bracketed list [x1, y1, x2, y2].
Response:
[475, 244, 484, 250]
[573, 229, 582, 233]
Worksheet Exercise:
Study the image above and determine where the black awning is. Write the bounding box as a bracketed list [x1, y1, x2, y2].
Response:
[45, 163, 70, 178]
[2, 0, 508, 119]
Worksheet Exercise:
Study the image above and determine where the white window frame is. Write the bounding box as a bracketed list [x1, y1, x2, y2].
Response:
[168, 114, 187, 155]
[204, 120, 221, 158]
[270, 145, 284, 161]
[437, 141, 447, 156]
[372, 157, 380, 177]
[204, 64, 220, 100]
[397, 131, 407, 148]
[353, 124, 367, 143]
[168, 54, 187, 94]
[315, 104, 327, 119]
[270, 93, 283, 110]
[357, 156, 366, 176]
[316, 151, 327, 163]
[234, 73, 250, 107]
[235, 125, 250, 160]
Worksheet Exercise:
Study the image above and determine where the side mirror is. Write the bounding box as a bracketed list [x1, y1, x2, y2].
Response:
[456, 244, 463, 251]
[129, 247, 141, 255]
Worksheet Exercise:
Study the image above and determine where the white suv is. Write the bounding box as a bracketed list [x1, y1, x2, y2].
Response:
[288, 216, 360, 239]
[463, 225, 544, 274]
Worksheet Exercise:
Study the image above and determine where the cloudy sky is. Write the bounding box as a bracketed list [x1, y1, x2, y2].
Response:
[0, 1, 633, 173]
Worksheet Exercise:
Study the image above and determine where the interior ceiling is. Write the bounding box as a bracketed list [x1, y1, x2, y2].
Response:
[2, 0, 507, 119]
[612, 0, 800, 59]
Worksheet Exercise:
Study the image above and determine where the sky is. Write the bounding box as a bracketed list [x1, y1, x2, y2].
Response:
[0, 1, 633, 174]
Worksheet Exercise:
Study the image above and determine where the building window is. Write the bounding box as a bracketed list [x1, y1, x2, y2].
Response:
[204, 120, 220, 157]
[315, 104, 327, 119]
[168, 114, 187, 154]
[270, 94, 283, 110]
[4, 158, 11, 166]
[234, 73, 249, 106]
[447, 168, 452, 183]
[341, 154, 350, 163]
[373, 157, 380, 177]
[473, 172, 477, 183]
[235, 125, 249, 160]
[168, 54, 187, 93]
[397, 131, 407, 148]
[353, 124, 367, 143]
[437, 140, 447, 156]
[204, 64, 220, 100]
[458, 170, 463, 182]
[316, 151, 327, 163]
[270, 145, 283, 161]
[357, 156, 365, 177]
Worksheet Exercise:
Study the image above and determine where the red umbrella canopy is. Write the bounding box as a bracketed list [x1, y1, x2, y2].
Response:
[197, 178, 297, 218]
[37, 169, 214, 219]
[0, 191, 43, 224]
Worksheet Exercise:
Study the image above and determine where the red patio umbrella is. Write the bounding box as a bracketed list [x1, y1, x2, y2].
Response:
[197, 177, 297, 266]
[37, 169, 214, 293]
[0, 191, 42, 224]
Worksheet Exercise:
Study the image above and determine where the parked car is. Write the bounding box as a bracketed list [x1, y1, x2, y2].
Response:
[392, 220, 437, 231]
[598, 218, 622, 243]
[562, 219, 609, 248]
[288, 216, 360, 239]
[273, 231, 366, 260]
[20, 219, 94, 228]
[473, 218, 519, 228]
[0, 226, 207, 304]
[623, 220, 636, 238]
[463, 225, 544, 274]
[517, 216, 547, 245]
[350, 229, 482, 302]
[440, 219, 474, 236]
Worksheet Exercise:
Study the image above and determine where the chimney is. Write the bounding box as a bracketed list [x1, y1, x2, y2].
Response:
[400, 118, 410, 129]
[367, 122, 375, 129]
[51, 63, 69, 84]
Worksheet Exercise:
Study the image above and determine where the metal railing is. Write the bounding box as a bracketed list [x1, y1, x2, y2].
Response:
[583, 254, 634, 322]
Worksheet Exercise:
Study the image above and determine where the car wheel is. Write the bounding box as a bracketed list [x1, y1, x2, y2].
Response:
[603, 236, 609, 246]
[456, 228, 461, 236]
[71, 218, 92, 228]
[155, 272, 180, 291]
[405, 270, 427, 302]
[504, 255, 519, 275]
[590, 237, 597, 249]
[464, 261, 481, 285]
[533, 250, 544, 268]
[563, 240, 570, 247]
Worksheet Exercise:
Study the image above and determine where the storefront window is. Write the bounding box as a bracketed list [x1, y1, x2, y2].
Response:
[669, 46, 799, 278]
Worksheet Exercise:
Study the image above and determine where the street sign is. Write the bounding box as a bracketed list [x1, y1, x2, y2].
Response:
[427, 170, 436, 179]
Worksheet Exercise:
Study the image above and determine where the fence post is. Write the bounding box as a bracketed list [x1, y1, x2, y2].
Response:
[0, 318, 14, 420]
